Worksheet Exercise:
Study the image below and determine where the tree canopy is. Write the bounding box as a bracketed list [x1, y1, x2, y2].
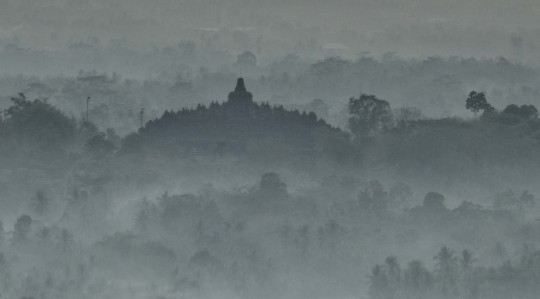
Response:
[347, 94, 392, 137]
[465, 91, 494, 114]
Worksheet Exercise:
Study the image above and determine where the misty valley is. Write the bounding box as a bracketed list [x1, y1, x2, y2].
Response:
[1, 1, 540, 298]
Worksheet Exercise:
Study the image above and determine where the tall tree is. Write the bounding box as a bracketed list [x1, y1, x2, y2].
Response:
[13, 215, 32, 244]
[434, 246, 458, 295]
[347, 94, 392, 137]
[465, 91, 494, 115]
[404, 260, 432, 296]
[459, 249, 476, 271]
[368, 264, 389, 299]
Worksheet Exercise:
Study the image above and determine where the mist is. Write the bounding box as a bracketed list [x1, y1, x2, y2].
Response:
[1, 0, 540, 299]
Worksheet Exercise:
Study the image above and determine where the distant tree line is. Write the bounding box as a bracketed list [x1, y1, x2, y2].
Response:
[368, 243, 540, 299]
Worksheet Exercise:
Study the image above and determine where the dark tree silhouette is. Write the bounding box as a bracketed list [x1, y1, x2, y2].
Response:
[347, 94, 392, 136]
[503, 104, 538, 119]
[404, 260, 433, 296]
[385, 255, 401, 296]
[434, 246, 458, 295]
[465, 91, 494, 114]
[423, 192, 446, 210]
[259, 172, 288, 198]
[459, 249, 476, 271]
[13, 215, 32, 243]
[503, 104, 521, 116]
[368, 264, 389, 299]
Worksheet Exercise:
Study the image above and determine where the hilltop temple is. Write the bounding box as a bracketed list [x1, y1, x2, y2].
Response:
[141, 78, 339, 165]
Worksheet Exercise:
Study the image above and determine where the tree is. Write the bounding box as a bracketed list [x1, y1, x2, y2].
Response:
[423, 192, 446, 211]
[347, 94, 392, 136]
[3, 93, 76, 160]
[13, 215, 32, 243]
[358, 180, 389, 214]
[519, 105, 538, 118]
[385, 255, 401, 294]
[385, 256, 400, 276]
[459, 249, 476, 271]
[393, 107, 424, 131]
[85, 132, 116, 161]
[503, 104, 538, 119]
[403, 260, 432, 296]
[310, 56, 350, 77]
[434, 247, 457, 269]
[317, 219, 344, 254]
[31, 191, 51, 216]
[259, 172, 288, 198]
[465, 91, 494, 114]
[494, 190, 522, 210]
[434, 246, 458, 294]
[236, 51, 257, 67]
[306, 99, 329, 120]
[368, 264, 389, 299]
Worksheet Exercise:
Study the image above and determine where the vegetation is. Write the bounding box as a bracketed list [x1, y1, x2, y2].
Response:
[0, 52, 539, 299]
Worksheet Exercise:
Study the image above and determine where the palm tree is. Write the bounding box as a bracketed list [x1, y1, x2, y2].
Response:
[13, 215, 32, 244]
[404, 260, 432, 293]
[459, 249, 477, 271]
[368, 264, 389, 299]
[385, 255, 401, 297]
[434, 246, 458, 295]
[385, 255, 401, 275]
[31, 191, 51, 216]
[434, 246, 457, 270]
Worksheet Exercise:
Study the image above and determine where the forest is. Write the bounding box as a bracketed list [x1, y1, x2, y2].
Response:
[0, 65, 540, 298]
[2, 0, 540, 298]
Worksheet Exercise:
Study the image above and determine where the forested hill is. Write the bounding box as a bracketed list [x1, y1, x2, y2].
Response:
[139, 97, 340, 166]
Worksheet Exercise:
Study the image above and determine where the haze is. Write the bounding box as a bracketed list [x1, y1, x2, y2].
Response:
[0, 0, 540, 299]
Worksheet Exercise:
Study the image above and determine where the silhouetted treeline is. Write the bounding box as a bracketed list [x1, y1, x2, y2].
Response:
[2, 54, 540, 135]
[368, 243, 540, 299]
[2, 169, 539, 299]
[1, 60, 540, 299]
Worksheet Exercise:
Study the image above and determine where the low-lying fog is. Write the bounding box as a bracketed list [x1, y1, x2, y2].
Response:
[1, 0, 540, 299]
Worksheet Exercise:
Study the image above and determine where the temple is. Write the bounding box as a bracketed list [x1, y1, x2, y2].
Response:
[228, 78, 253, 104]
[225, 78, 255, 118]
[140, 78, 340, 167]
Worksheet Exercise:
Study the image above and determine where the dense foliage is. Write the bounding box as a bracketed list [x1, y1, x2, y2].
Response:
[0, 57, 539, 299]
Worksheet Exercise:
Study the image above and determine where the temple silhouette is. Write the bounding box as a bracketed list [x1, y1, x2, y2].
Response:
[141, 78, 339, 164]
